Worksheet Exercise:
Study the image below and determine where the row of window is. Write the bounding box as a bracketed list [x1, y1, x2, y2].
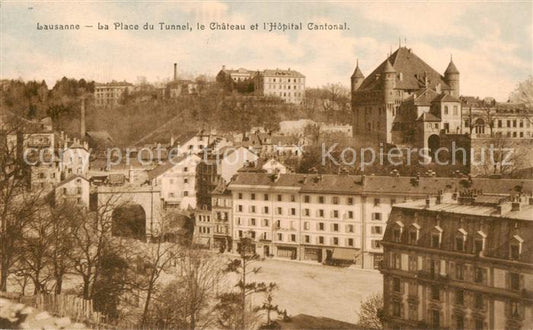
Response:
[237, 230, 355, 246]
[391, 222, 523, 259]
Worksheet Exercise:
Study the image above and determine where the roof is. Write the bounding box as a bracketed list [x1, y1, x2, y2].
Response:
[86, 131, 114, 146]
[383, 60, 395, 73]
[413, 88, 439, 106]
[357, 47, 451, 92]
[351, 62, 364, 78]
[57, 175, 88, 187]
[228, 173, 533, 196]
[395, 198, 533, 221]
[445, 59, 460, 74]
[260, 69, 305, 78]
[432, 93, 461, 103]
[147, 154, 198, 180]
[416, 112, 441, 122]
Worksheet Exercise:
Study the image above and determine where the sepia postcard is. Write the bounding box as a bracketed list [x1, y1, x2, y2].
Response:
[0, 1, 532, 329]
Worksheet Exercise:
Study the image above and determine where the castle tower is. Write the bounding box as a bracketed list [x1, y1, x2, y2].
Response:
[444, 56, 460, 97]
[383, 59, 396, 104]
[351, 59, 365, 93]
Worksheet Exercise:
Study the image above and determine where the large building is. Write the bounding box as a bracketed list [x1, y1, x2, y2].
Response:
[351, 47, 461, 146]
[380, 192, 533, 329]
[227, 172, 533, 269]
[255, 69, 305, 104]
[93, 81, 132, 107]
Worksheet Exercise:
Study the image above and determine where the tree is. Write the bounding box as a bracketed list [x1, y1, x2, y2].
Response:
[357, 293, 384, 330]
[0, 113, 37, 291]
[138, 210, 182, 327]
[256, 283, 282, 329]
[215, 237, 275, 329]
[147, 247, 225, 329]
[510, 76, 533, 109]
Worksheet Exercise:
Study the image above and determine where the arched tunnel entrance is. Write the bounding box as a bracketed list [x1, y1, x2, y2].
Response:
[112, 204, 146, 241]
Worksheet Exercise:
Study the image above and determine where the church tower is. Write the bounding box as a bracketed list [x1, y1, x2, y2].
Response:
[444, 57, 460, 97]
[351, 59, 365, 93]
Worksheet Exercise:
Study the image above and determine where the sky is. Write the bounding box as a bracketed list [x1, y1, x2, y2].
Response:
[1, 1, 531, 101]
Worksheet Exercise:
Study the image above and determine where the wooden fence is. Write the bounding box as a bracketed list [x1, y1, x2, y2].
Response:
[12, 293, 104, 326]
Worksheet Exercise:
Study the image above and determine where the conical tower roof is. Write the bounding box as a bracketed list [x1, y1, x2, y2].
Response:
[383, 59, 396, 73]
[351, 60, 364, 78]
[445, 58, 459, 74]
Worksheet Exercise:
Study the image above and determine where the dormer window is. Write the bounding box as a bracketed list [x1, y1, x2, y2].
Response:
[510, 235, 523, 260]
[455, 228, 467, 252]
[409, 223, 421, 244]
[431, 226, 443, 248]
[392, 221, 404, 242]
[474, 231, 487, 256]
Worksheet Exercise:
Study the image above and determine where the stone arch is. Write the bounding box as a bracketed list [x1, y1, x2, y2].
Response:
[112, 203, 146, 241]
[428, 134, 440, 161]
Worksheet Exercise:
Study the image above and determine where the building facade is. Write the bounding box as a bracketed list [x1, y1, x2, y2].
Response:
[228, 172, 533, 269]
[94, 81, 132, 107]
[381, 193, 533, 329]
[255, 69, 305, 104]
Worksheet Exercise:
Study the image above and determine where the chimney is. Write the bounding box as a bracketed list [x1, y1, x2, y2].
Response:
[80, 97, 86, 139]
[174, 63, 178, 81]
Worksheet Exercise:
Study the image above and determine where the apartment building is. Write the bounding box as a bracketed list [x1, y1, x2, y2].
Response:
[148, 154, 201, 210]
[54, 175, 90, 208]
[94, 81, 132, 107]
[228, 172, 533, 269]
[211, 182, 233, 252]
[380, 192, 533, 329]
[254, 69, 305, 104]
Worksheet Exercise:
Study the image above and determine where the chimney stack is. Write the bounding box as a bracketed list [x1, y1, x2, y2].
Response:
[174, 63, 178, 81]
[80, 97, 86, 140]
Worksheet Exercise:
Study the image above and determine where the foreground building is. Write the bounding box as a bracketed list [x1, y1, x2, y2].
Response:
[381, 192, 533, 329]
[227, 172, 533, 269]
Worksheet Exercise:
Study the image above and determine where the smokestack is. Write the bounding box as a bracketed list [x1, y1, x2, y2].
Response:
[174, 63, 177, 81]
[80, 97, 86, 139]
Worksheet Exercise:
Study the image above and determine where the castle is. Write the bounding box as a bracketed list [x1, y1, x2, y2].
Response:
[351, 47, 462, 150]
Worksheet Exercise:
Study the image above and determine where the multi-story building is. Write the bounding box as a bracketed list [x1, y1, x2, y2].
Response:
[351, 47, 461, 146]
[211, 182, 233, 252]
[54, 175, 90, 208]
[194, 207, 212, 248]
[255, 69, 305, 104]
[148, 154, 201, 210]
[462, 97, 533, 139]
[380, 192, 533, 329]
[228, 172, 533, 269]
[94, 81, 132, 107]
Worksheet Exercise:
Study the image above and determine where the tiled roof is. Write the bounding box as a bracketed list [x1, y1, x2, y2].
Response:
[147, 155, 190, 180]
[57, 175, 88, 187]
[417, 112, 441, 122]
[432, 93, 461, 103]
[445, 59, 460, 74]
[357, 47, 451, 92]
[261, 69, 305, 78]
[413, 88, 439, 106]
[351, 63, 364, 78]
[228, 173, 533, 196]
